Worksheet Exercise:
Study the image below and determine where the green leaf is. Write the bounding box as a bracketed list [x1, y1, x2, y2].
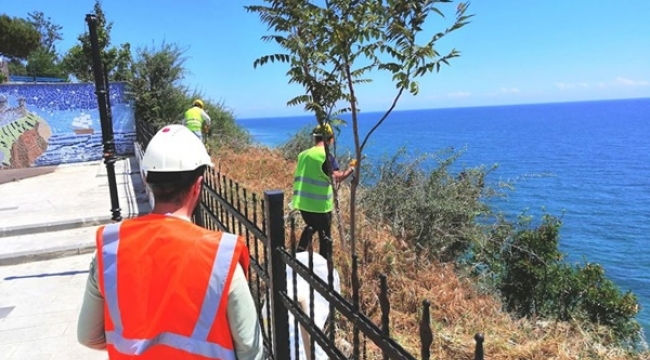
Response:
[409, 81, 419, 95]
[287, 94, 312, 107]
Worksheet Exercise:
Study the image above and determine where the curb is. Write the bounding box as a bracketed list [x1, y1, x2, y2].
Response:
[0, 210, 149, 238]
[0, 216, 114, 238]
[0, 243, 96, 266]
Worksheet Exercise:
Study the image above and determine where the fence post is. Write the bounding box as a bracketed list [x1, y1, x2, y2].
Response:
[193, 174, 206, 229]
[193, 203, 205, 228]
[474, 333, 484, 360]
[265, 190, 289, 360]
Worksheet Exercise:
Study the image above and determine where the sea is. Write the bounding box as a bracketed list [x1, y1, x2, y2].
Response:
[237, 98, 650, 339]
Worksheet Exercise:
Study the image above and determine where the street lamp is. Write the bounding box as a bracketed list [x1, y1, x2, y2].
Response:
[86, 14, 122, 222]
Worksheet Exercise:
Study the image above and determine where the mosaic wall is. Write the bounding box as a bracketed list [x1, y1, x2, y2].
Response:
[0, 82, 135, 169]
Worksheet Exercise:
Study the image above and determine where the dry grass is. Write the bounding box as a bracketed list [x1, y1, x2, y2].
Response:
[213, 146, 649, 360]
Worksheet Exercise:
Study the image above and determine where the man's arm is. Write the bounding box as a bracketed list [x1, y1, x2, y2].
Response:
[227, 265, 264, 360]
[200, 109, 212, 126]
[325, 155, 354, 183]
[77, 253, 107, 350]
[332, 168, 354, 183]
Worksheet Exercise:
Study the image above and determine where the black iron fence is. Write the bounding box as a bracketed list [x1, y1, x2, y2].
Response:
[135, 118, 158, 150]
[195, 166, 280, 357]
[135, 120, 486, 359]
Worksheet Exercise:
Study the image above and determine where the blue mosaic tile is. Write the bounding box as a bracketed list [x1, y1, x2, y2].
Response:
[0, 83, 128, 111]
[0, 82, 135, 168]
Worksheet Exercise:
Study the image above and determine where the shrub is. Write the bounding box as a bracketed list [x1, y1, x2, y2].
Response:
[354, 144, 642, 346]
[475, 214, 641, 346]
[359, 147, 493, 262]
[576, 262, 641, 344]
[277, 124, 314, 160]
[128, 42, 251, 150]
[202, 99, 252, 151]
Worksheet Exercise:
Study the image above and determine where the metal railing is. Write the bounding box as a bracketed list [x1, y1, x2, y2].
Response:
[194, 167, 280, 357]
[135, 119, 486, 359]
[279, 215, 485, 360]
[135, 119, 158, 150]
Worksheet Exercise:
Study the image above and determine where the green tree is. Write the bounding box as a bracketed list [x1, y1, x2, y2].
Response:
[247, 0, 472, 253]
[61, 0, 133, 82]
[27, 11, 63, 54]
[0, 14, 40, 59]
[129, 42, 189, 127]
[7, 59, 27, 76]
[25, 49, 68, 79]
[23, 11, 68, 79]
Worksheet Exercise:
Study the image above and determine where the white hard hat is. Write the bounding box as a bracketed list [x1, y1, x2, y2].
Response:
[142, 124, 213, 173]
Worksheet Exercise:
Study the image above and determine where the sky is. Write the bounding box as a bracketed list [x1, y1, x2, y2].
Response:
[3, 0, 650, 119]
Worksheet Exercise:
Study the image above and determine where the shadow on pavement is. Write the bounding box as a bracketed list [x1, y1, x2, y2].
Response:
[4, 269, 89, 280]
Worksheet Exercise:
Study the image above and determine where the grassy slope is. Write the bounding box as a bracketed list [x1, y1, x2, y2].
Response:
[213, 146, 648, 360]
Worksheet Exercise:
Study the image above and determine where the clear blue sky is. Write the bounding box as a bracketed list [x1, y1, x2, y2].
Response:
[4, 0, 650, 119]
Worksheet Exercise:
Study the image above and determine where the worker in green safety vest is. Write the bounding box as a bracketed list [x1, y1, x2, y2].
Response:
[183, 99, 211, 141]
[291, 123, 356, 259]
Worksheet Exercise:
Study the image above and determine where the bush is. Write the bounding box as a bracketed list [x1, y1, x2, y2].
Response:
[475, 214, 641, 346]
[497, 214, 565, 317]
[277, 124, 314, 160]
[202, 99, 252, 151]
[576, 263, 640, 344]
[359, 147, 493, 262]
[352, 144, 641, 346]
[128, 42, 251, 150]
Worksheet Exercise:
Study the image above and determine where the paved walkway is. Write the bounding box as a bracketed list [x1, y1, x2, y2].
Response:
[0, 155, 149, 358]
[0, 254, 106, 359]
[0, 156, 151, 265]
[0, 156, 150, 236]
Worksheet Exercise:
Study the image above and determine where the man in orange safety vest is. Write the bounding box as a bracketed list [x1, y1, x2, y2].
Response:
[77, 125, 263, 359]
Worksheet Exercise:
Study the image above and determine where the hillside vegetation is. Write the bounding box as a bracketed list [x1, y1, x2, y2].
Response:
[212, 144, 649, 360]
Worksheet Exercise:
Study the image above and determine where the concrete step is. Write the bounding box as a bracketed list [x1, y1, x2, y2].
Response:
[0, 226, 98, 266]
[0, 205, 148, 238]
[0, 156, 152, 238]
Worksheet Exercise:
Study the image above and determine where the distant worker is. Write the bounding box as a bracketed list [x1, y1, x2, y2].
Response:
[292, 123, 355, 259]
[77, 125, 263, 359]
[184, 99, 211, 140]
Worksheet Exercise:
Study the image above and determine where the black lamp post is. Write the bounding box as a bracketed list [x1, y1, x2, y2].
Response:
[86, 14, 122, 222]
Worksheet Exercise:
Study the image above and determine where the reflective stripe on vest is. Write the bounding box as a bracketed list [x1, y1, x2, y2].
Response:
[292, 189, 332, 201]
[293, 174, 332, 201]
[294, 175, 329, 188]
[184, 107, 203, 132]
[101, 223, 237, 360]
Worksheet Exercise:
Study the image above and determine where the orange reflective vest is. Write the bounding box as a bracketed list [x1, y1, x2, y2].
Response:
[95, 214, 250, 360]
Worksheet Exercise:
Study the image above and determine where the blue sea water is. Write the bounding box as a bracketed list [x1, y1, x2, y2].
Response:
[238, 98, 650, 338]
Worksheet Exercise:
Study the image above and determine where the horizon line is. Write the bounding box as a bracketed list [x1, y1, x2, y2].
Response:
[238, 96, 650, 121]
